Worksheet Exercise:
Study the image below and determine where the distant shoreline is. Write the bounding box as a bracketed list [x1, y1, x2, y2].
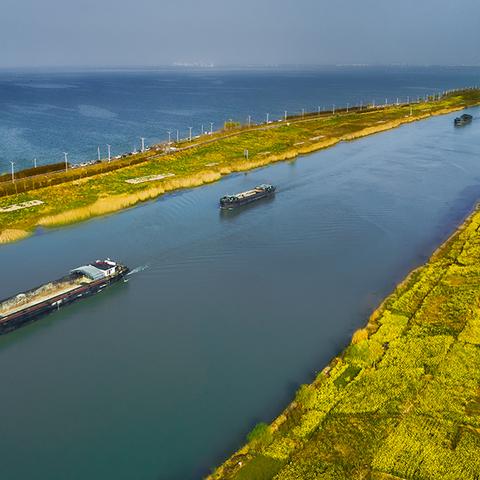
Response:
[2, 64, 480, 72]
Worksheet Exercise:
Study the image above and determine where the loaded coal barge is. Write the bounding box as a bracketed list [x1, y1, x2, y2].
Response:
[0, 259, 129, 335]
[454, 113, 473, 126]
[220, 184, 276, 209]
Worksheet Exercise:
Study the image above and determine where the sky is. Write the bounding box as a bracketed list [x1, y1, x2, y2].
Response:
[1, 0, 480, 68]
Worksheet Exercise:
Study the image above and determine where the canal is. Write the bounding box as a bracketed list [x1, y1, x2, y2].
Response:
[0, 107, 479, 479]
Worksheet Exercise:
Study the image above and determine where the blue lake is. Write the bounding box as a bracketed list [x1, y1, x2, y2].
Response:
[0, 65, 479, 170]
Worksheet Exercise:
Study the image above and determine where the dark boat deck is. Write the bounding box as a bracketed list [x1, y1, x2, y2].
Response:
[219, 184, 276, 209]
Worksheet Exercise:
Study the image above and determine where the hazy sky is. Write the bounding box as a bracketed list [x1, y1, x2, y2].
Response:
[1, 0, 479, 67]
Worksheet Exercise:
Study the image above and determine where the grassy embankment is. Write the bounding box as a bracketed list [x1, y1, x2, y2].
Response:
[0, 89, 479, 244]
[208, 204, 480, 479]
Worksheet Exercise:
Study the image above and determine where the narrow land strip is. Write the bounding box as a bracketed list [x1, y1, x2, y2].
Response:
[0, 89, 479, 244]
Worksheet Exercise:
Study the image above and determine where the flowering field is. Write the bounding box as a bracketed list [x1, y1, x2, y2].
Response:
[210, 207, 480, 479]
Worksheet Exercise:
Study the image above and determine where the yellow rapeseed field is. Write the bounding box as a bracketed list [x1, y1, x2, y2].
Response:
[209, 205, 480, 480]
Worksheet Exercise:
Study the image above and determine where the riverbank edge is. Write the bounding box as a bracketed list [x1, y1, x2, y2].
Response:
[206, 198, 480, 479]
[0, 103, 474, 245]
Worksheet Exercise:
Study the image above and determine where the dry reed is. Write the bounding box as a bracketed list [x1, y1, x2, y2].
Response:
[0, 229, 30, 244]
[37, 170, 222, 227]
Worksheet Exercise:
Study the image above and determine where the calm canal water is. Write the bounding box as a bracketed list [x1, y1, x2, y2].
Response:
[0, 107, 479, 479]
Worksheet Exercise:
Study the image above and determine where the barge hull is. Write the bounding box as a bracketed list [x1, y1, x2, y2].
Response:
[0, 267, 128, 335]
[221, 191, 273, 209]
[219, 184, 276, 209]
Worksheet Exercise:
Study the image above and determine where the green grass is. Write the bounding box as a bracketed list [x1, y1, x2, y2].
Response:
[234, 456, 285, 480]
[207, 197, 480, 477]
[1, 89, 479, 243]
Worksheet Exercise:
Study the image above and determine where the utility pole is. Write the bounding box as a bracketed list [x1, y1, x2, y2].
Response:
[188, 127, 192, 141]
[9, 161, 15, 182]
[210, 122, 213, 134]
[141, 137, 145, 153]
[107, 144, 111, 162]
[166, 132, 172, 152]
[63, 152, 68, 172]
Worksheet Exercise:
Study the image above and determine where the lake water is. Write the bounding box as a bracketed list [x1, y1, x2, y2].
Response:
[0, 68, 480, 479]
[0, 65, 479, 170]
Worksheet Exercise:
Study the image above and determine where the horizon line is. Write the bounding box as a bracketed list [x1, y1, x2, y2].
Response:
[1, 63, 480, 72]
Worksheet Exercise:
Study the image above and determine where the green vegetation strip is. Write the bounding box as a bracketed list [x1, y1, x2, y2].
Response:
[208, 206, 480, 479]
[0, 89, 479, 244]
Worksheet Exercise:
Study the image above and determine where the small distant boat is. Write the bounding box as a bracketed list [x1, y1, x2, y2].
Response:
[220, 184, 276, 209]
[454, 113, 473, 127]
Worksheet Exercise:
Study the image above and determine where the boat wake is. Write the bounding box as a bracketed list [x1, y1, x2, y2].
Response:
[126, 264, 150, 276]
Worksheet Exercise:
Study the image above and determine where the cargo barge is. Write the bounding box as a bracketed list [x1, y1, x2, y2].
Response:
[219, 184, 276, 209]
[454, 113, 473, 126]
[0, 259, 129, 335]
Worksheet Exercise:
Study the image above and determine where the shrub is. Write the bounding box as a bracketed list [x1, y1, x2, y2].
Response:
[352, 328, 369, 344]
[247, 423, 272, 447]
